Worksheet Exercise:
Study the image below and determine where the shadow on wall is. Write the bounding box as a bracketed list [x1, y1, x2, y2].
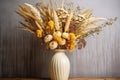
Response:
[1, 29, 53, 78]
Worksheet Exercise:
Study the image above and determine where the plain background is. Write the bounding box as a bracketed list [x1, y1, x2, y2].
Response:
[0, 0, 120, 78]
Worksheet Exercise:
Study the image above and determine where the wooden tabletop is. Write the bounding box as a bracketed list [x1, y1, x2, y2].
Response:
[0, 78, 120, 80]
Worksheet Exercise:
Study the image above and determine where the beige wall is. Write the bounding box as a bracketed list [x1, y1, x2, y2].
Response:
[0, 0, 120, 78]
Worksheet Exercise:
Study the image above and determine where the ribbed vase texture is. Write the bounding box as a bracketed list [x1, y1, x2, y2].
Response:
[49, 50, 70, 80]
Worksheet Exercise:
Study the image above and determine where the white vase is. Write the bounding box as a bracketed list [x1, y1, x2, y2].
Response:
[49, 49, 70, 80]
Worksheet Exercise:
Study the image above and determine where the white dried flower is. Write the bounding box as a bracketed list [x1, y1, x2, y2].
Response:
[62, 32, 69, 39]
[53, 31, 62, 37]
[44, 35, 53, 43]
[56, 8, 69, 20]
[59, 39, 66, 45]
[49, 41, 58, 50]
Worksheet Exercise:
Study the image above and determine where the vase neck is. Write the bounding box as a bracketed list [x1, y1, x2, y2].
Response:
[54, 49, 66, 53]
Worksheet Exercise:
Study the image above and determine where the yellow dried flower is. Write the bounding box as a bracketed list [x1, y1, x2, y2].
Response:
[68, 33, 76, 41]
[48, 20, 54, 30]
[36, 30, 42, 38]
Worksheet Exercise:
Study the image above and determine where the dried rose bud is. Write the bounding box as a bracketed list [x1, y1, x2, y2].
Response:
[78, 39, 87, 49]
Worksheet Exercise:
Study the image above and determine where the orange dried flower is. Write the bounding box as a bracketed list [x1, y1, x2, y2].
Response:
[36, 30, 42, 38]
[69, 42, 76, 51]
[53, 35, 63, 45]
[66, 41, 76, 52]
[68, 33, 76, 41]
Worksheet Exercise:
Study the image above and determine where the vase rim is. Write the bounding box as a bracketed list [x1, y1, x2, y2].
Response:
[54, 49, 66, 52]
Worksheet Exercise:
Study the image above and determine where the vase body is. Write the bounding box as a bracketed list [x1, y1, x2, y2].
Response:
[49, 49, 70, 80]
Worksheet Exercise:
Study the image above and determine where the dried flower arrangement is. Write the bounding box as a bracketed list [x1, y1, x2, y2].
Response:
[16, 0, 117, 52]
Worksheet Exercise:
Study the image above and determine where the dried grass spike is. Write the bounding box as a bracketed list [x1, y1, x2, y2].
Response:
[21, 10, 36, 20]
[64, 10, 73, 32]
[53, 10, 60, 30]
[61, 0, 65, 8]
[18, 4, 30, 13]
[25, 3, 40, 18]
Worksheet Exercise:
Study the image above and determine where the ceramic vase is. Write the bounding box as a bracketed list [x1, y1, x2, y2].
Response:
[49, 49, 70, 80]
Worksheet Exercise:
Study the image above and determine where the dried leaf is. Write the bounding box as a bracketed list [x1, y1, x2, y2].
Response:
[38, 7, 47, 16]
[81, 26, 99, 31]
[82, 17, 106, 26]
[23, 28, 35, 34]
[81, 9, 93, 18]
[19, 22, 35, 34]
[50, 0, 54, 10]
[15, 11, 26, 19]
[35, 21, 42, 30]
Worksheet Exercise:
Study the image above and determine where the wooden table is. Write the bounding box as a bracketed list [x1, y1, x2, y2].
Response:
[0, 78, 120, 80]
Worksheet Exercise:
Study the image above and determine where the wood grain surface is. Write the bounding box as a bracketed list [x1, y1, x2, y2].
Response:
[0, 0, 120, 78]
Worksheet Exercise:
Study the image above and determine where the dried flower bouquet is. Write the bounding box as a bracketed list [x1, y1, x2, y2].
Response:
[16, 0, 117, 52]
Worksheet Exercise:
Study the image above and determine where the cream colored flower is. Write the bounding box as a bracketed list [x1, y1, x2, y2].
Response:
[59, 39, 66, 45]
[62, 32, 69, 39]
[49, 41, 58, 50]
[53, 31, 62, 37]
[44, 34, 53, 43]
